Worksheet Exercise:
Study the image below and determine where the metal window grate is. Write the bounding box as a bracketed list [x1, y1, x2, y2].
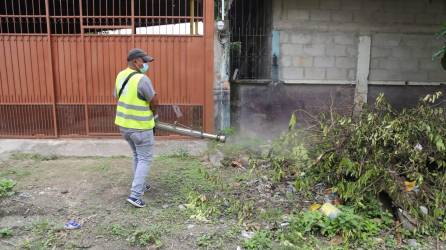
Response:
[229, 0, 272, 80]
[0, 0, 204, 35]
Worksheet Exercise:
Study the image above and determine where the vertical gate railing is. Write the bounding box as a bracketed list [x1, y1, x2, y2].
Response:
[0, 0, 214, 138]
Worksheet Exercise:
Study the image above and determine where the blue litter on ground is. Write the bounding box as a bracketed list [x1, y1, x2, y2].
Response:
[64, 220, 81, 230]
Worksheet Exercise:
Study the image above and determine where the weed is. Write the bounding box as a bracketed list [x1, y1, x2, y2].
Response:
[280, 207, 389, 248]
[196, 233, 223, 249]
[0, 178, 15, 197]
[243, 230, 273, 250]
[127, 226, 163, 248]
[168, 148, 192, 159]
[186, 191, 221, 222]
[107, 224, 130, 238]
[0, 228, 13, 238]
[227, 199, 255, 223]
[23, 219, 64, 249]
[260, 208, 283, 223]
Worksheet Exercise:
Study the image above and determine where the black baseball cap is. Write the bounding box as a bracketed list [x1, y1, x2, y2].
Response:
[127, 48, 154, 63]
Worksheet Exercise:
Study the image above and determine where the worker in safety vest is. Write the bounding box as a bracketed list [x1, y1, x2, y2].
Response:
[114, 48, 158, 208]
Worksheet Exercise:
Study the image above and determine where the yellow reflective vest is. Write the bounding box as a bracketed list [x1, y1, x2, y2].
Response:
[114, 68, 155, 130]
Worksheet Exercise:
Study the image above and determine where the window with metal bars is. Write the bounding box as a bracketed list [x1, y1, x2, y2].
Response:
[229, 0, 272, 80]
[0, 0, 204, 35]
[0, 0, 48, 34]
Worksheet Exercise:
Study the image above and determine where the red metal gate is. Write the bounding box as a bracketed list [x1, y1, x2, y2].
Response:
[0, 0, 214, 138]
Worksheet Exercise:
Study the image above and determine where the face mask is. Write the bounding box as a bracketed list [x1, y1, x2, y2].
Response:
[139, 63, 149, 73]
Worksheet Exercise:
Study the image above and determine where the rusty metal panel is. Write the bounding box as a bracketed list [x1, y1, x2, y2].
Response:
[0, 0, 214, 138]
[0, 36, 54, 104]
[0, 105, 55, 137]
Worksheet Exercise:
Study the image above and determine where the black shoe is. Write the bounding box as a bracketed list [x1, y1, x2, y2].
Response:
[126, 197, 146, 208]
[144, 184, 152, 193]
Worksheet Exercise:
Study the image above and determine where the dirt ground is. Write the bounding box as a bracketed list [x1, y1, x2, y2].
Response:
[0, 151, 298, 250]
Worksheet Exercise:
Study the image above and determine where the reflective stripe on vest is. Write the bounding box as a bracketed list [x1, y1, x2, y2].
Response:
[114, 68, 155, 130]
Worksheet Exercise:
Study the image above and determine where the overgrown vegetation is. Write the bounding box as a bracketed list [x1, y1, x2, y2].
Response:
[295, 92, 446, 232]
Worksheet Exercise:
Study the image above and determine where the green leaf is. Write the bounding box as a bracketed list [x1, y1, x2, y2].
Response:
[442, 53, 446, 70]
[289, 113, 297, 130]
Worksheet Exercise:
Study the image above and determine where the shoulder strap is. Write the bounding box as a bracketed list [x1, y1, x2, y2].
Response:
[117, 72, 139, 99]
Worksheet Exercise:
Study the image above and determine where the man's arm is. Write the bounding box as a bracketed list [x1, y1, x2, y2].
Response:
[137, 75, 158, 116]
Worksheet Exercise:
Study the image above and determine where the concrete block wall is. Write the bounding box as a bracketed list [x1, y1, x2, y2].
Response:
[274, 0, 446, 82]
[370, 34, 445, 81]
[280, 32, 358, 80]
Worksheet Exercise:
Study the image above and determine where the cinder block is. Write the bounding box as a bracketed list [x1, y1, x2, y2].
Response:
[426, 1, 445, 14]
[304, 68, 326, 79]
[303, 44, 326, 56]
[412, 48, 433, 58]
[313, 33, 333, 44]
[282, 67, 304, 80]
[362, 1, 383, 12]
[341, 0, 362, 10]
[404, 35, 429, 48]
[294, 0, 321, 9]
[370, 58, 381, 69]
[380, 59, 417, 71]
[326, 45, 347, 56]
[310, 10, 331, 22]
[335, 57, 356, 68]
[280, 32, 289, 43]
[419, 59, 441, 71]
[326, 68, 348, 80]
[287, 10, 310, 20]
[334, 34, 356, 45]
[383, 1, 405, 13]
[402, 0, 427, 14]
[314, 56, 335, 67]
[392, 48, 412, 59]
[281, 56, 293, 67]
[331, 12, 353, 22]
[416, 14, 438, 25]
[346, 46, 358, 57]
[428, 71, 446, 81]
[282, 44, 304, 55]
[353, 12, 373, 23]
[291, 34, 312, 44]
[369, 69, 403, 81]
[320, 0, 341, 10]
[293, 56, 314, 67]
[373, 34, 401, 48]
[347, 69, 356, 80]
[402, 71, 429, 81]
[371, 47, 392, 58]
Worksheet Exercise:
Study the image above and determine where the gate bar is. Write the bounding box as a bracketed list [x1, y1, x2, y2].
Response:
[45, 0, 58, 137]
[79, 0, 90, 135]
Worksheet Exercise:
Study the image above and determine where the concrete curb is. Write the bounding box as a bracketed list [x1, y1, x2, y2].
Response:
[0, 139, 208, 160]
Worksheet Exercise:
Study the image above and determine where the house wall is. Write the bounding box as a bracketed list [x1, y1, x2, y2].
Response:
[274, 0, 446, 82]
[230, 0, 446, 138]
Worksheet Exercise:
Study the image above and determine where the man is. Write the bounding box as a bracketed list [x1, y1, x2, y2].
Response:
[114, 48, 159, 208]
